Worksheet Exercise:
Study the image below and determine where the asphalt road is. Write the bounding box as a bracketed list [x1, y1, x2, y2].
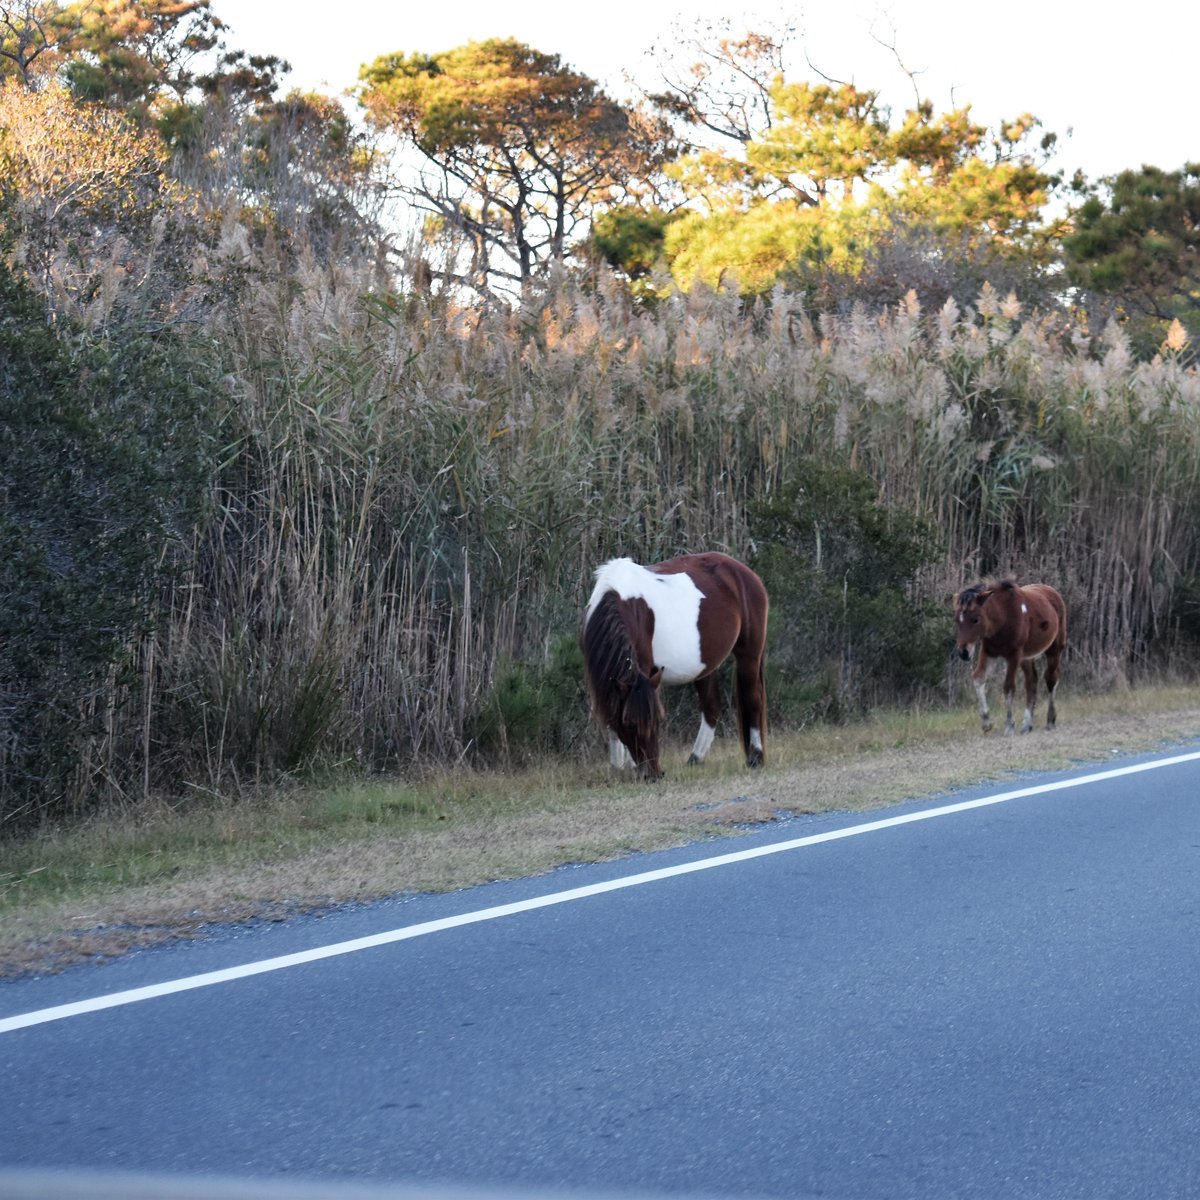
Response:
[2, 744, 1199, 1200]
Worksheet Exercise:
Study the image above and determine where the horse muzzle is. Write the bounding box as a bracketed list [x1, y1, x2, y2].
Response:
[957, 646, 972, 661]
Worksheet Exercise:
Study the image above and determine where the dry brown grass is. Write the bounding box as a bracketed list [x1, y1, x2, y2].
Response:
[4, 687, 1197, 979]
[19, 256, 1200, 824]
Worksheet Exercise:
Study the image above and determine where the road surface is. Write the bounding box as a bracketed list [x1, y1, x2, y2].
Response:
[3, 745, 1199, 1199]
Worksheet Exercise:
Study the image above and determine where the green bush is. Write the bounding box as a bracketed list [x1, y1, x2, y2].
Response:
[473, 635, 589, 761]
[0, 257, 212, 827]
[752, 458, 946, 720]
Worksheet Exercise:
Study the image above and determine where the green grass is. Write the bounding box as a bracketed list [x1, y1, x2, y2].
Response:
[0, 761, 610, 919]
[5, 683, 1197, 912]
[3, 683, 1199, 975]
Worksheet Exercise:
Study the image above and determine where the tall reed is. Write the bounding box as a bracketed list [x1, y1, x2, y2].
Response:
[30, 239, 1200, 806]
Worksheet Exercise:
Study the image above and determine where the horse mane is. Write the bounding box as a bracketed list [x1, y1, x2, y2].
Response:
[622, 675, 662, 740]
[959, 576, 1017, 605]
[582, 590, 659, 734]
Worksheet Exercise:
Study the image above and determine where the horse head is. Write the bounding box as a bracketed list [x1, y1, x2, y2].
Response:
[613, 664, 665, 779]
[953, 585, 995, 659]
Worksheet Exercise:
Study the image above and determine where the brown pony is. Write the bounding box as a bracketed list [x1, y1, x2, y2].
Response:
[581, 552, 769, 780]
[953, 579, 1067, 734]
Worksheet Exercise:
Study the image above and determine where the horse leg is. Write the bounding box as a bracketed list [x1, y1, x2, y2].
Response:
[687, 673, 722, 766]
[735, 656, 766, 767]
[1019, 659, 1037, 733]
[1002, 657, 1020, 735]
[1044, 647, 1061, 728]
[972, 650, 993, 733]
[608, 731, 633, 770]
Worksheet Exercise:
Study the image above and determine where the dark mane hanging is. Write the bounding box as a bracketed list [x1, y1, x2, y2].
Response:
[581, 590, 659, 739]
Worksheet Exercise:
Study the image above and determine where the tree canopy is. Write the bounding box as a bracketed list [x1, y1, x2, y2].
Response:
[657, 59, 1060, 296]
[358, 37, 676, 296]
[0, 1, 382, 259]
[0, 4, 1193, 346]
[1064, 163, 1200, 349]
[1, 1, 288, 128]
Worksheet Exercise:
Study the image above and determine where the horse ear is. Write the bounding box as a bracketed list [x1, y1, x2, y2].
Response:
[648, 666, 664, 690]
[975, 589, 994, 605]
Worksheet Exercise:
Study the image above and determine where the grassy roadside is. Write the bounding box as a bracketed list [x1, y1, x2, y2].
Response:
[3, 685, 1199, 978]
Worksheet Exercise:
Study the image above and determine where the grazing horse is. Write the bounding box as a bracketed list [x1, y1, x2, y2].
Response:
[953, 579, 1067, 735]
[581, 552, 769, 780]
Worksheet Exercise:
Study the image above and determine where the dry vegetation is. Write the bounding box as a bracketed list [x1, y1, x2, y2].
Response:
[3, 686, 1198, 978]
[39, 244, 1197, 818]
[6, 177, 1200, 978]
[5, 38, 1200, 1052]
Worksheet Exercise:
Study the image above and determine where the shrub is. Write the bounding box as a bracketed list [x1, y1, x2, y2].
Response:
[751, 458, 946, 719]
[473, 635, 589, 762]
[0, 256, 212, 828]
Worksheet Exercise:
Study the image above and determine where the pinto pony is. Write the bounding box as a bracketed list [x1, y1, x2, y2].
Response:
[953, 579, 1067, 735]
[581, 552, 769, 779]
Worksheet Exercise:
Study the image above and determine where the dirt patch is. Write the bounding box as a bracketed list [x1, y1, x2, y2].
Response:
[4, 704, 1198, 978]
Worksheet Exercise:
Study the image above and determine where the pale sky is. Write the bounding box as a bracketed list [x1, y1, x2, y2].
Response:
[216, 0, 1196, 185]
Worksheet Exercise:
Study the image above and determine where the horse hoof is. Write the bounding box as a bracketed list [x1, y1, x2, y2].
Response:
[746, 752, 763, 768]
[686, 753, 703, 767]
[981, 721, 993, 734]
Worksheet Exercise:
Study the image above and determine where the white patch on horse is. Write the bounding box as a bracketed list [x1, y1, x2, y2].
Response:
[690, 717, 716, 763]
[1021, 603, 1028, 612]
[586, 558, 706, 683]
[750, 728, 763, 753]
[608, 732, 632, 769]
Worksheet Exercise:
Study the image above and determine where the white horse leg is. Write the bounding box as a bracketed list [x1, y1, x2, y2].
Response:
[1019, 659, 1037, 734]
[687, 717, 716, 765]
[608, 732, 633, 770]
[1003, 687, 1017, 735]
[974, 678, 991, 732]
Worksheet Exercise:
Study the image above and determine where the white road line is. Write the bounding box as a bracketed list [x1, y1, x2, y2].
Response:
[4, 749, 1199, 1035]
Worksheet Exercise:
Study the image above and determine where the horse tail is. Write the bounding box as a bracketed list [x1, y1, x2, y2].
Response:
[1052, 586, 1068, 651]
[758, 658, 767, 743]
